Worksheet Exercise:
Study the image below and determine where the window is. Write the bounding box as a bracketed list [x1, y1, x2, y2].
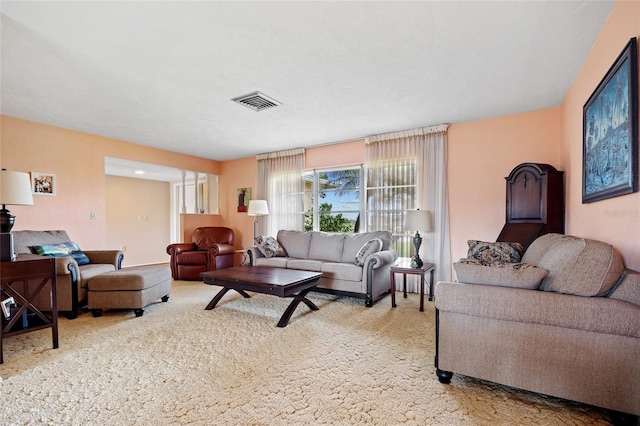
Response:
[304, 166, 363, 233]
[366, 159, 417, 257]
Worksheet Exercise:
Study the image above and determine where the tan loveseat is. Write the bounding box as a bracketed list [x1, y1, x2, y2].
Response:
[12, 230, 124, 319]
[434, 233, 640, 419]
[248, 230, 398, 306]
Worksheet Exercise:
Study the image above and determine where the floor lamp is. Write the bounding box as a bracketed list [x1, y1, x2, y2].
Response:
[247, 200, 269, 240]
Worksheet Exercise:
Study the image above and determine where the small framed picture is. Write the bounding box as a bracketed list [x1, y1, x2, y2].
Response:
[32, 172, 56, 196]
[1, 297, 15, 319]
[237, 187, 251, 212]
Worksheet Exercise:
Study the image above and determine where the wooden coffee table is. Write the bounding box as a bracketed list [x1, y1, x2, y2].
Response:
[201, 266, 322, 327]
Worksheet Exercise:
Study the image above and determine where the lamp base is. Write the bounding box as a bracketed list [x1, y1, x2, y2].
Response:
[0, 207, 15, 233]
[411, 231, 423, 268]
[0, 232, 15, 261]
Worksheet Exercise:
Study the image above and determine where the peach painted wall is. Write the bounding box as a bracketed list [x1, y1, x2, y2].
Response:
[560, 0, 640, 271]
[219, 156, 258, 252]
[306, 139, 364, 170]
[1, 115, 220, 252]
[447, 108, 562, 264]
[106, 175, 170, 266]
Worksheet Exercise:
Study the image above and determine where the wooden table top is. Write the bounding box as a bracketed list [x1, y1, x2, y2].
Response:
[201, 266, 321, 287]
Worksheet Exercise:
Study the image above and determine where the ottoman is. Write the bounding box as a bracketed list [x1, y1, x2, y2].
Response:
[88, 266, 171, 317]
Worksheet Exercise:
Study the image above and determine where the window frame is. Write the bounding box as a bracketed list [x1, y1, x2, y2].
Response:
[304, 165, 364, 233]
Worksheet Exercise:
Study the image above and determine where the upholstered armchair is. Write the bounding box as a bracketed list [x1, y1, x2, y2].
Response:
[166, 227, 235, 280]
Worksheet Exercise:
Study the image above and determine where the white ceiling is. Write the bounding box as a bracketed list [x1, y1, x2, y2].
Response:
[1, 1, 615, 162]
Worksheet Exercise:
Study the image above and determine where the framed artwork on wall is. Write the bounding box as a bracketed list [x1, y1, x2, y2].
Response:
[582, 37, 638, 203]
[237, 187, 251, 212]
[31, 172, 56, 196]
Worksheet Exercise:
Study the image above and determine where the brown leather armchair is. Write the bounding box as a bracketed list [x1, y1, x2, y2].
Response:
[166, 227, 235, 280]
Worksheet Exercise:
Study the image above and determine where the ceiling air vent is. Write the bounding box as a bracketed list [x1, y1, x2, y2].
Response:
[231, 91, 281, 112]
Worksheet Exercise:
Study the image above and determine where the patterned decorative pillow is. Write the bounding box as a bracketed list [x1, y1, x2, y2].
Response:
[31, 242, 91, 266]
[454, 259, 548, 289]
[254, 236, 287, 258]
[354, 238, 383, 266]
[467, 240, 524, 264]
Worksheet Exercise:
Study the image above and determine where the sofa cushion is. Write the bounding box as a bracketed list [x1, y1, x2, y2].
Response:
[78, 264, 117, 288]
[254, 236, 287, 258]
[466, 240, 524, 264]
[277, 230, 312, 259]
[12, 230, 72, 254]
[176, 251, 207, 265]
[608, 271, 640, 307]
[341, 231, 392, 262]
[321, 262, 364, 282]
[255, 257, 290, 268]
[354, 238, 383, 266]
[521, 233, 558, 265]
[454, 259, 548, 289]
[287, 259, 324, 272]
[524, 234, 624, 296]
[308, 232, 345, 262]
[192, 227, 234, 249]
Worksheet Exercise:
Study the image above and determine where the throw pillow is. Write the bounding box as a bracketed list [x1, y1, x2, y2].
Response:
[31, 242, 91, 266]
[467, 240, 524, 264]
[254, 236, 287, 258]
[354, 238, 383, 266]
[454, 259, 548, 289]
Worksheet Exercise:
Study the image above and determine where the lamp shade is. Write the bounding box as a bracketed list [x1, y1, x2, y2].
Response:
[247, 200, 269, 216]
[0, 170, 34, 206]
[404, 209, 432, 232]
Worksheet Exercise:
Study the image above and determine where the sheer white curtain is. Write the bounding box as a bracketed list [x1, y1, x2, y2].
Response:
[365, 124, 451, 285]
[256, 148, 305, 237]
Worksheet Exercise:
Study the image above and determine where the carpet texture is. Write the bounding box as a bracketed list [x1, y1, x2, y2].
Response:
[1, 280, 613, 425]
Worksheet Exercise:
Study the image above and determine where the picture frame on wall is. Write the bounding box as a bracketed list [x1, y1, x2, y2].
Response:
[237, 187, 251, 212]
[582, 37, 638, 203]
[31, 172, 56, 196]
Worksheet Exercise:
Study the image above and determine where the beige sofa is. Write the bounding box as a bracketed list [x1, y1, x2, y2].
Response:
[248, 230, 398, 306]
[434, 233, 640, 420]
[12, 230, 124, 318]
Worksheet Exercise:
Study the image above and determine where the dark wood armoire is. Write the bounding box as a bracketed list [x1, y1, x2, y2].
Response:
[496, 163, 565, 250]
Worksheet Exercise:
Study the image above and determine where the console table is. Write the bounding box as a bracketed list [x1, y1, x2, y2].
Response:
[390, 259, 435, 312]
[1, 254, 58, 363]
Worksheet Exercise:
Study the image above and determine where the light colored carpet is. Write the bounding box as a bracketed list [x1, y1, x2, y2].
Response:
[1, 280, 612, 425]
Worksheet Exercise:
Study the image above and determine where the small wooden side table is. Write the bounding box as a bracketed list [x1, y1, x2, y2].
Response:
[1, 254, 58, 364]
[390, 259, 435, 312]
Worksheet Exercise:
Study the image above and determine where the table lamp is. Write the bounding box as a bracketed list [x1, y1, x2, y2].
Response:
[1, 169, 34, 233]
[247, 200, 269, 240]
[403, 209, 432, 268]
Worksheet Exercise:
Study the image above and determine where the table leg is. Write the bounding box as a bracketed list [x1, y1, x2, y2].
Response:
[277, 287, 318, 328]
[420, 274, 425, 312]
[428, 269, 435, 302]
[391, 272, 396, 308]
[403, 274, 408, 298]
[205, 287, 251, 310]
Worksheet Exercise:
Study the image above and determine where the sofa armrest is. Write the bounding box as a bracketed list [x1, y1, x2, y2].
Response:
[208, 243, 235, 256]
[365, 249, 398, 269]
[84, 250, 124, 269]
[247, 246, 264, 265]
[435, 281, 640, 338]
[166, 243, 196, 256]
[53, 256, 76, 275]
